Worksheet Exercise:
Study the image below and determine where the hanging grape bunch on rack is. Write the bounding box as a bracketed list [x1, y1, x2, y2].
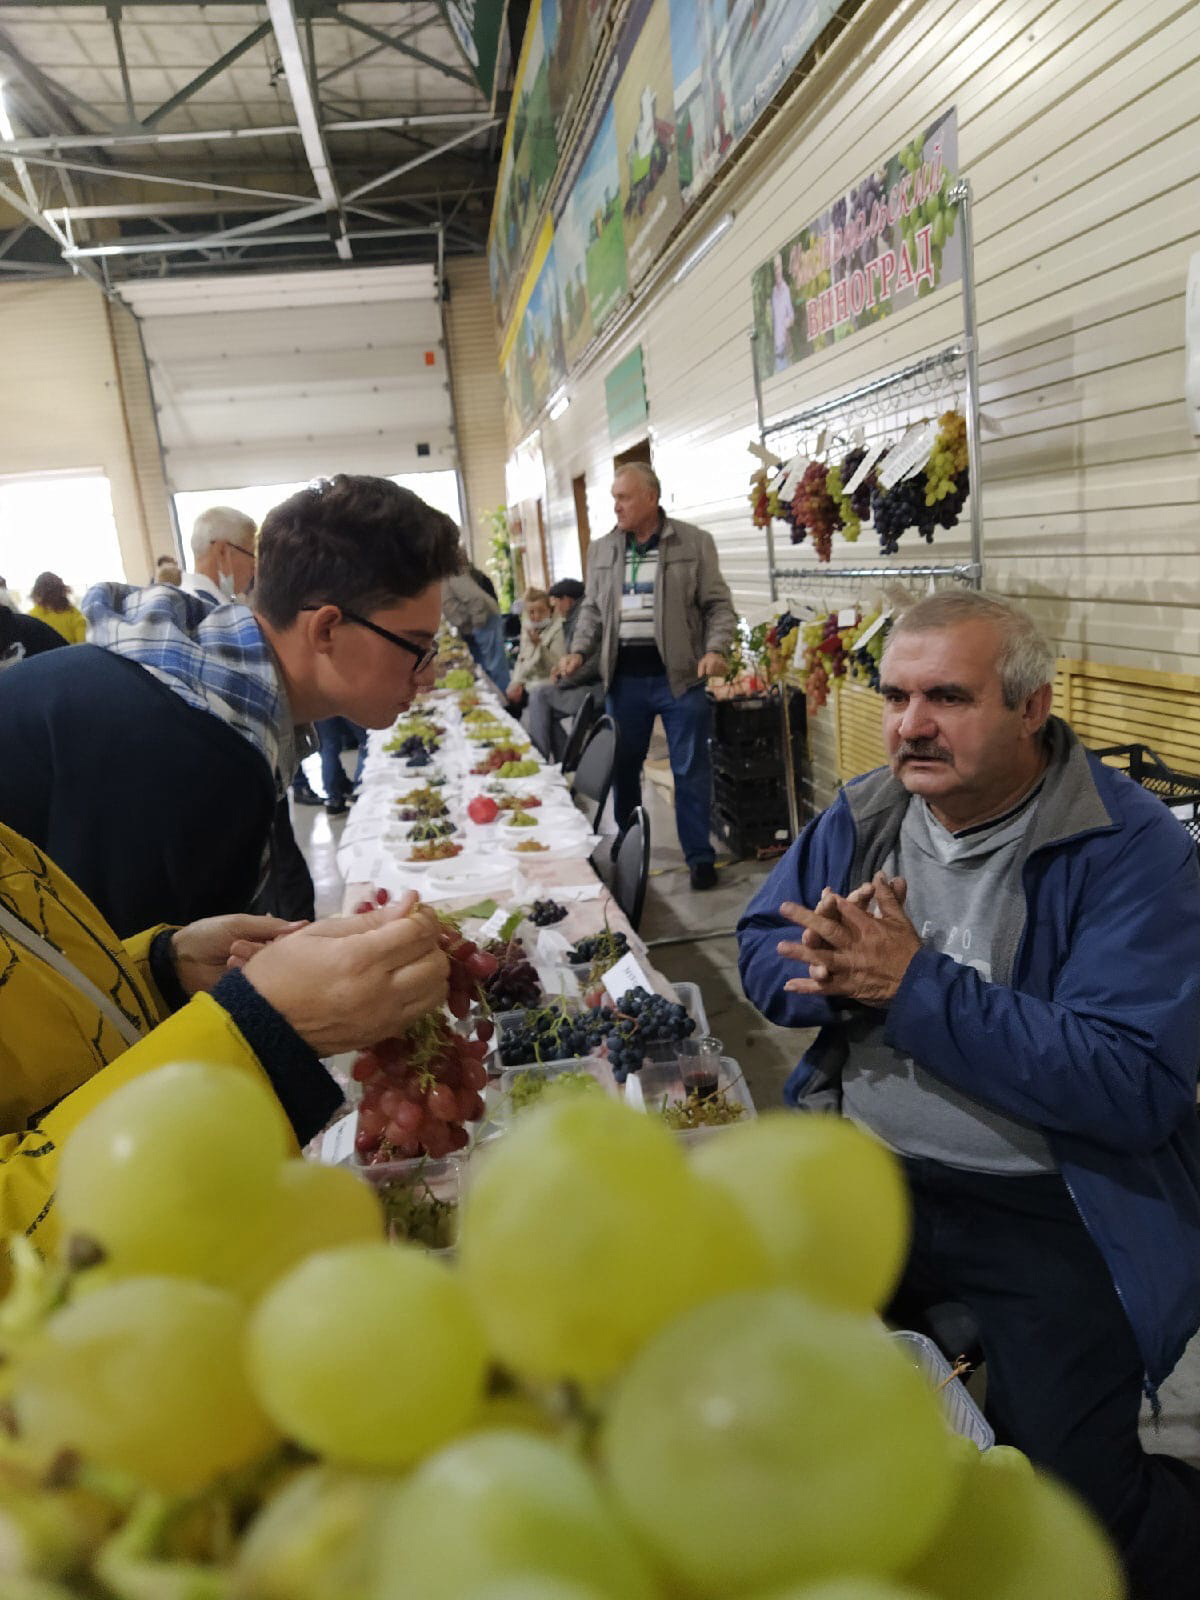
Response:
[847, 610, 890, 693]
[792, 462, 840, 560]
[825, 456, 861, 543]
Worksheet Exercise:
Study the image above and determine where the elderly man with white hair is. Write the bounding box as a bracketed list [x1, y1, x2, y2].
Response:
[738, 588, 1200, 1600]
[181, 506, 258, 605]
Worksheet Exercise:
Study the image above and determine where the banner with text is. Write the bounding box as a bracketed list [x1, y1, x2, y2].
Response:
[751, 109, 960, 383]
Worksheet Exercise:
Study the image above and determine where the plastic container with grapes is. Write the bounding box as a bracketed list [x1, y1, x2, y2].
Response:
[495, 1057, 621, 1127]
[354, 1153, 463, 1253]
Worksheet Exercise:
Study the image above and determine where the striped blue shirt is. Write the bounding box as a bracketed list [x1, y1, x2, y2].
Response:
[82, 583, 299, 792]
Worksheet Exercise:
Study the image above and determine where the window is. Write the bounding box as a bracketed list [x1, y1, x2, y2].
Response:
[0, 472, 124, 607]
[173, 470, 464, 550]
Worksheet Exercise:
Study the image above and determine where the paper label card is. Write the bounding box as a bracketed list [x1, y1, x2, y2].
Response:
[476, 908, 510, 942]
[602, 950, 656, 1003]
[319, 1114, 358, 1167]
[854, 609, 892, 650]
[878, 422, 938, 489]
[844, 436, 888, 494]
[837, 608, 857, 628]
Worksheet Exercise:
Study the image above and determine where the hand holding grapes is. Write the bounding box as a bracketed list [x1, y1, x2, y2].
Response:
[696, 652, 727, 679]
[170, 913, 307, 995]
[240, 901, 450, 1055]
[776, 873, 921, 1006]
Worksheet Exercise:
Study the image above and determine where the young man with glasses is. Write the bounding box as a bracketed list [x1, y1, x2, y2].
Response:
[0, 475, 460, 937]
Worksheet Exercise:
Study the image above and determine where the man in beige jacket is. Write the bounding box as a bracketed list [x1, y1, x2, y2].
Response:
[556, 462, 735, 889]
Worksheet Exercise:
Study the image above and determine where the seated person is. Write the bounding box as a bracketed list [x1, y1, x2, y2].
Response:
[0, 818, 448, 1255]
[505, 588, 564, 715]
[527, 579, 604, 760]
[736, 590, 1200, 1600]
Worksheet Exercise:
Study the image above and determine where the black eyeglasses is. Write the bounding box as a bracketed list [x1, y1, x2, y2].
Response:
[226, 543, 256, 561]
[300, 605, 437, 673]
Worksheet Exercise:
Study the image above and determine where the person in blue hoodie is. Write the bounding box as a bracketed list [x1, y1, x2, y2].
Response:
[738, 589, 1200, 1600]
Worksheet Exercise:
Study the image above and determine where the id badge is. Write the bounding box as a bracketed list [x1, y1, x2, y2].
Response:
[621, 590, 652, 612]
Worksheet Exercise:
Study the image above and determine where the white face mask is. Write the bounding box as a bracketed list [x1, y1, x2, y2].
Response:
[218, 568, 237, 599]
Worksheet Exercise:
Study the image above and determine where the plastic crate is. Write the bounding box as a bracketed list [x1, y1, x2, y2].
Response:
[892, 1329, 994, 1450]
[1092, 743, 1200, 851]
[709, 688, 806, 751]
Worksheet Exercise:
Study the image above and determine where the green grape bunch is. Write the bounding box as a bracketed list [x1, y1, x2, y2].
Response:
[925, 411, 968, 506]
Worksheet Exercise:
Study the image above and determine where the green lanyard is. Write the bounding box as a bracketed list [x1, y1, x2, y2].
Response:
[628, 531, 658, 588]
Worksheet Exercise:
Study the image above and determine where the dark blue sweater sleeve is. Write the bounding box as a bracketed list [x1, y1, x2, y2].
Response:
[210, 970, 343, 1145]
[736, 798, 856, 1030]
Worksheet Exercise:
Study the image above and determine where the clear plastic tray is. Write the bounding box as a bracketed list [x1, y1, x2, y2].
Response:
[353, 1154, 462, 1252]
[495, 1057, 620, 1125]
[891, 1329, 994, 1450]
[625, 1054, 755, 1122]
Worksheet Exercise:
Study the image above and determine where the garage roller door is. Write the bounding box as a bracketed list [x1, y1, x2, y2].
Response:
[119, 265, 454, 491]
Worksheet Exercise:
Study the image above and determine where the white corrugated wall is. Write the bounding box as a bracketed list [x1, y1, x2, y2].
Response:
[527, 0, 1200, 801]
[444, 256, 509, 557]
[0, 278, 166, 582]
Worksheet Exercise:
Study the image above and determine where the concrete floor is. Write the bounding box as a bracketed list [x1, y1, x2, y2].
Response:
[292, 750, 1200, 1466]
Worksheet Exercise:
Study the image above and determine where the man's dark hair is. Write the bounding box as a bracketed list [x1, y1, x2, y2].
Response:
[254, 474, 463, 627]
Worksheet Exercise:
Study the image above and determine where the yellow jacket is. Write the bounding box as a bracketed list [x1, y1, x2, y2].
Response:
[0, 823, 288, 1262]
[28, 603, 87, 644]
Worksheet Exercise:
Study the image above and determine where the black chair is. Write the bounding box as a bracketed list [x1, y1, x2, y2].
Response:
[570, 713, 617, 830]
[559, 694, 599, 774]
[610, 805, 650, 932]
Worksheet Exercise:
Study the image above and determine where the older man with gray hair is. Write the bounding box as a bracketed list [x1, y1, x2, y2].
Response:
[556, 461, 735, 889]
[182, 506, 258, 606]
[738, 588, 1200, 1598]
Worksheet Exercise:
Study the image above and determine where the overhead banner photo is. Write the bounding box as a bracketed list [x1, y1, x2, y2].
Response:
[751, 108, 961, 382]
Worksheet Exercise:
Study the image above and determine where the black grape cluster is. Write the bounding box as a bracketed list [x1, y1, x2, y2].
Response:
[529, 899, 568, 927]
[568, 930, 629, 965]
[391, 733, 438, 760]
[408, 818, 455, 841]
[871, 464, 971, 552]
[483, 939, 543, 1013]
[587, 987, 696, 1084]
[850, 646, 883, 691]
[497, 1004, 595, 1067]
[870, 474, 934, 553]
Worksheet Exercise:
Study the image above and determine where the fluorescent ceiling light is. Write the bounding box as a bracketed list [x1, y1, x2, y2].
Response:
[0, 85, 16, 142]
[672, 211, 735, 286]
[548, 389, 570, 421]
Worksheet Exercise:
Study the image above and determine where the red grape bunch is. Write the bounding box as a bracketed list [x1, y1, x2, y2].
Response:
[792, 462, 841, 561]
[349, 888, 499, 1163]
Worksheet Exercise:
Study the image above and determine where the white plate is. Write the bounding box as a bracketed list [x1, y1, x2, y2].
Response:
[498, 836, 600, 862]
[426, 858, 519, 896]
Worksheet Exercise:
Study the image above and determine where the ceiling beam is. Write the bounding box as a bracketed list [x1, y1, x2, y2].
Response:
[0, 110, 494, 155]
[315, 5, 440, 86]
[142, 20, 273, 129]
[0, 26, 117, 136]
[45, 185, 484, 221]
[343, 118, 497, 203]
[1, 149, 315, 204]
[319, 5, 475, 90]
[266, 0, 351, 257]
[66, 223, 437, 258]
[106, 4, 139, 125]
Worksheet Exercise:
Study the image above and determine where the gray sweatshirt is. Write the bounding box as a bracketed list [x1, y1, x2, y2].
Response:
[841, 787, 1057, 1174]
